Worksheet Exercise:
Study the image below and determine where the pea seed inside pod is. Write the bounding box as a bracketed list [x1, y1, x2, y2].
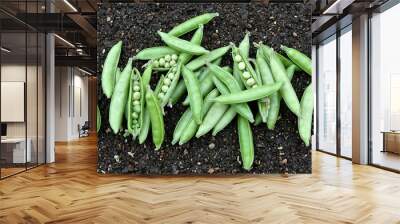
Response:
[238, 62, 246, 70]
[246, 78, 256, 86]
[164, 54, 171, 62]
[161, 85, 169, 92]
[252, 84, 258, 88]
[159, 58, 165, 66]
[167, 72, 175, 80]
[164, 62, 170, 68]
[170, 60, 176, 66]
[164, 78, 172, 86]
[133, 100, 140, 105]
[132, 112, 139, 119]
[171, 54, 178, 61]
[153, 60, 160, 67]
[172, 67, 177, 73]
[234, 55, 242, 62]
[134, 105, 141, 112]
[242, 71, 251, 79]
[133, 92, 141, 100]
[133, 85, 140, 92]
[158, 92, 165, 99]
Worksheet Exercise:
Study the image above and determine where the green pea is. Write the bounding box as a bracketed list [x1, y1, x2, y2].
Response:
[97, 105, 101, 133]
[133, 85, 140, 92]
[212, 106, 236, 136]
[161, 85, 169, 92]
[179, 89, 218, 145]
[102, 40, 122, 99]
[164, 54, 171, 62]
[170, 60, 176, 66]
[171, 54, 178, 61]
[298, 84, 314, 146]
[208, 63, 254, 123]
[246, 78, 255, 86]
[132, 119, 137, 124]
[237, 115, 254, 171]
[181, 65, 203, 124]
[164, 62, 170, 68]
[158, 92, 165, 99]
[158, 31, 209, 55]
[167, 72, 175, 80]
[134, 105, 141, 113]
[159, 58, 165, 66]
[238, 62, 246, 70]
[186, 45, 231, 71]
[134, 46, 178, 60]
[152, 60, 160, 68]
[212, 82, 282, 104]
[242, 71, 251, 79]
[168, 12, 219, 37]
[133, 92, 141, 100]
[269, 50, 301, 116]
[109, 58, 132, 134]
[132, 112, 138, 119]
[145, 87, 165, 150]
[195, 102, 229, 138]
[178, 25, 204, 65]
[133, 100, 140, 105]
[159, 63, 182, 107]
[281, 45, 311, 75]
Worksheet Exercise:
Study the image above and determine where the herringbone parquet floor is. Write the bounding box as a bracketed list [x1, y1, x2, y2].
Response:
[0, 135, 399, 224]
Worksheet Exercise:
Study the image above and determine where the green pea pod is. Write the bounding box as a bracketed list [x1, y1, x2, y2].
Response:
[102, 40, 122, 98]
[138, 108, 150, 144]
[212, 82, 282, 104]
[158, 62, 182, 107]
[208, 63, 254, 123]
[231, 45, 262, 86]
[281, 45, 311, 75]
[182, 62, 225, 106]
[145, 87, 165, 150]
[286, 64, 297, 81]
[254, 112, 262, 126]
[142, 64, 153, 87]
[212, 106, 236, 136]
[256, 42, 299, 70]
[196, 102, 229, 138]
[134, 46, 178, 60]
[252, 58, 269, 123]
[172, 109, 193, 145]
[186, 45, 231, 71]
[109, 58, 133, 134]
[179, 89, 218, 145]
[127, 68, 145, 139]
[178, 25, 204, 65]
[168, 12, 219, 37]
[269, 51, 301, 116]
[158, 31, 209, 55]
[238, 32, 250, 58]
[115, 67, 121, 86]
[237, 115, 254, 171]
[298, 84, 314, 146]
[168, 69, 203, 106]
[97, 105, 101, 132]
[233, 62, 245, 89]
[181, 65, 203, 124]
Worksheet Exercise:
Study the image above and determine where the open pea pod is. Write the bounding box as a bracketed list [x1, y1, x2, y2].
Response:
[126, 68, 145, 139]
[158, 62, 182, 107]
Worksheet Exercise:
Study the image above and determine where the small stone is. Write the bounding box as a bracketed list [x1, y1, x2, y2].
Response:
[280, 159, 287, 165]
[208, 168, 215, 174]
[208, 143, 215, 149]
[106, 16, 111, 22]
[184, 149, 188, 155]
[277, 146, 283, 150]
[293, 32, 298, 37]
[114, 155, 120, 163]
[128, 152, 134, 158]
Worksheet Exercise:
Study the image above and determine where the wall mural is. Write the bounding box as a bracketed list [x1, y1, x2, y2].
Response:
[97, 2, 312, 175]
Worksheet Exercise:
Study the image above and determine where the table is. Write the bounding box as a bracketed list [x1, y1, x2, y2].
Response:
[1, 138, 31, 163]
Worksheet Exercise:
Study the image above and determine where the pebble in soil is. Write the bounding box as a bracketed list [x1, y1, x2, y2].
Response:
[97, 2, 312, 175]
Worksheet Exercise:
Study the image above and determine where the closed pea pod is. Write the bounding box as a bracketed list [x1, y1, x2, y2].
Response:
[268, 50, 301, 116]
[138, 109, 150, 144]
[195, 101, 229, 138]
[115, 67, 121, 86]
[145, 86, 165, 150]
[102, 40, 122, 98]
[141, 64, 153, 87]
[237, 115, 254, 171]
[179, 89, 219, 145]
[178, 25, 204, 65]
[134, 46, 178, 60]
[186, 45, 231, 71]
[168, 12, 219, 37]
[252, 58, 269, 123]
[254, 113, 262, 126]
[169, 69, 203, 106]
[298, 84, 314, 146]
[212, 82, 282, 104]
[208, 63, 254, 122]
[181, 65, 203, 124]
[158, 31, 209, 55]
[211, 106, 236, 136]
[238, 32, 250, 58]
[172, 109, 192, 145]
[109, 58, 133, 134]
[281, 45, 311, 75]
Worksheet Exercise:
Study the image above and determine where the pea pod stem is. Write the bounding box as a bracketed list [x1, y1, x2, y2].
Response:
[213, 82, 282, 104]
[298, 84, 314, 146]
[237, 115, 254, 171]
[102, 40, 122, 98]
[182, 65, 203, 124]
[158, 31, 209, 55]
[145, 86, 165, 150]
[168, 12, 219, 37]
[109, 58, 133, 134]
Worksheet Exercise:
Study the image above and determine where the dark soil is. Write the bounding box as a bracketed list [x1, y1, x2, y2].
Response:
[97, 2, 312, 175]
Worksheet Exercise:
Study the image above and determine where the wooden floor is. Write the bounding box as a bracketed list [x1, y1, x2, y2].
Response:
[1, 135, 400, 224]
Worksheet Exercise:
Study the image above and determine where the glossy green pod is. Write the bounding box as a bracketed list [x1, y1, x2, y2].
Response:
[141, 64, 153, 88]
[195, 102, 229, 138]
[168, 12, 219, 37]
[172, 109, 193, 145]
[145, 87, 165, 150]
[134, 46, 178, 60]
[158, 62, 182, 107]
[281, 45, 312, 75]
[212, 106, 237, 136]
[181, 65, 203, 124]
[102, 40, 122, 98]
[298, 84, 314, 146]
[237, 115, 254, 171]
[115, 67, 121, 85]
[126, 68, 145, 139]
[168, 69, 203, 106]
[158, 31, 209, 55]
[138, 108, 150, 144]
[186, 45, 231, 71]
[178, 25, 204, 65]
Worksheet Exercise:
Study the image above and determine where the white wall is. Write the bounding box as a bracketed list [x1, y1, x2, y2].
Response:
[54, 67, 89, 141]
